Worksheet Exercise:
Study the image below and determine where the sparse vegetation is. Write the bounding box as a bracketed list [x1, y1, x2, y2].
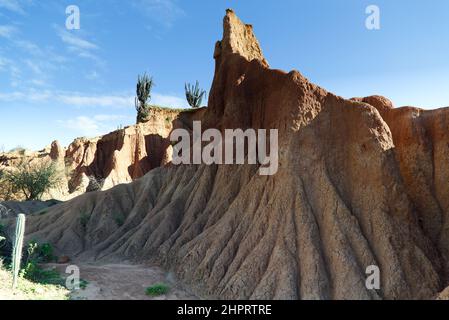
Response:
[1, 160, 61, 200]
[79, 212, 90, 231]
[135, 73, 154, 123]
[113, 212, 125, 227]
[79, 279, 89, 290]
[0, 260, 69, 300]
[185, 81, 206, 108]
[0, 170, 16, 201]
[86, 175, 105, 192]
[147, 105, 191, 113]
[145, 283, 170, 297]
[26, 240, 55, 264]
[35, 208, 48, 216]
[0, 204, 11, 218]
[0, 218, 63, 290]
[13, 240, 62, 286]
[9, 146, 26, 155]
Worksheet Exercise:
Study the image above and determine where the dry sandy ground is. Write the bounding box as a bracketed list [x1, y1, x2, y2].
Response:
[47, 263, 198, 300]
[0, 267, 69, 300]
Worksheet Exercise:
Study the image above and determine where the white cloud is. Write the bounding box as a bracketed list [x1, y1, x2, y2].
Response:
[0, 0, 26, 14]
[29, 79, 47, 87]
[0, 91, 24, 101]
[59, 30, 98, 50]
[24, 59, 42, 74]
[58, 94, 134, 108]
[57, 114, 133, 137]
[86, 70, 100, 80]
[14, 40, 43, 55]
[93, 114, 128, 122]
[0, 56, 12, 70]
[0, 56, 21, 86]
[0, 88, 186, 109]
[55, 27, 101, 64]
[57, 116, 101, 136]
[152, 93, 186, 108]
[135, 0, 185, 28]
[0, 25, 18, 38]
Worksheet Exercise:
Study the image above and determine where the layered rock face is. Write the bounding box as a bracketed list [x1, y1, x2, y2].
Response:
[0, 108, 203, 200]
[17, 10, 449, 299]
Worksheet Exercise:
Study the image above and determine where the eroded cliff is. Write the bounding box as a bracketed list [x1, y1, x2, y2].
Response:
[10, 10, 449, 300]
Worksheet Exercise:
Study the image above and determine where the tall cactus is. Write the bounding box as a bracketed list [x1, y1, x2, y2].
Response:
[135, 73, 154, 123]
[11, 214, 25, 289]
[185, 81, 206, 109]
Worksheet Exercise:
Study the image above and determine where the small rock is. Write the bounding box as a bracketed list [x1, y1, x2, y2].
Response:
[57, 256, 70, 264]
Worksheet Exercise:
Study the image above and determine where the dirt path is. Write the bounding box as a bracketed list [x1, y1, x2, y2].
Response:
[47, 263, 198, 300]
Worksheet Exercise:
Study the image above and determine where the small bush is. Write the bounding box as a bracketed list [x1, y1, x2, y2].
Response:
[0, 204, 11, 218]
[86, 175, 105, 192]
[26, 241, 55, 263]
[0, 171, 16, 201]
[20, 260, 64, 285]
[20, 241, 63, 285]
[145, 283, 170, 297]
[9, 146, 26, 155]
[80, 279, 89, 290]
[113, 212, 125, 227]
[79, 212, 90, 231]
[2, 160, 61, 200]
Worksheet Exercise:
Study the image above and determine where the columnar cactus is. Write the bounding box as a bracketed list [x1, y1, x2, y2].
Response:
[135, 73, 154, 123]
[12, 214, 25, 289]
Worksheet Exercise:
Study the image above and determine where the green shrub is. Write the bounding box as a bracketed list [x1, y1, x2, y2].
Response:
[112, 212, 125, 227]
[145, 283, 170, 297]
[80, 279, 89, 290]
[79, 212, 90, 231]
[0, 171, 16, 201]
[20, 260, 64, 285]
[2, 161, 61, 200]
[35, 209, 48, 216]
[21, 241, 63, 285]
[26, 240, 55, 263]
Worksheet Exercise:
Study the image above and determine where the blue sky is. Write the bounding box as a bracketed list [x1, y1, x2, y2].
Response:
[1, 0, 449, 151]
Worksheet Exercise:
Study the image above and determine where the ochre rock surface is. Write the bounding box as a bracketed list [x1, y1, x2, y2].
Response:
[13, 10, 449, 300]
[0, 108, 203, 200]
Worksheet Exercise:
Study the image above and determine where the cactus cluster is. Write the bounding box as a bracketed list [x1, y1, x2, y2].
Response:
[185, 81, 206, 109]
[12, 214, 25, 289]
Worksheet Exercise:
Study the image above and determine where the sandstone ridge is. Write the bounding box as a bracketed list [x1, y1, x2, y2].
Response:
[11, 10, 449, 300]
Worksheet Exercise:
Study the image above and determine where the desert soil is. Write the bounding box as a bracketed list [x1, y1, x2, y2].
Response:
[47, 263, 198, 300]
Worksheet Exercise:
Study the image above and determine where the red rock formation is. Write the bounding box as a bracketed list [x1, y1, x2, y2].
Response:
[1, 108, 203, 200]
[18, 10, 449, 300]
